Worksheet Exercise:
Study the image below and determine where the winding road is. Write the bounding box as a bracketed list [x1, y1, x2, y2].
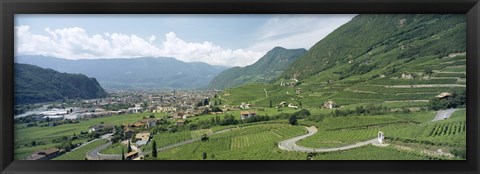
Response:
[86, 126, 239, 160]
[85, 109, 459, 159]
[278, 109, 459, 153]
[278, 126, 379, 152]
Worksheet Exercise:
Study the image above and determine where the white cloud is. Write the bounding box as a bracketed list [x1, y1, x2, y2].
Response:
[14, 16, 354, 67]
[14, 25, 264, 67]
[249, 14, 356, 51]
[148, 35, 156, 43]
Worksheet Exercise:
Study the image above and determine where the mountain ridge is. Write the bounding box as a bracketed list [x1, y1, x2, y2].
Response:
[15, 55, 229, 90]
[209, 47, 307, 89]
[15, 63, 108, 105]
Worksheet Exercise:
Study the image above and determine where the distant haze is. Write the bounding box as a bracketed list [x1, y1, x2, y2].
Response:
[15, 55, 228, 90]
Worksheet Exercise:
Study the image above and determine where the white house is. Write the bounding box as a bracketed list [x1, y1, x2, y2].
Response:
[240, 111, 256, 120]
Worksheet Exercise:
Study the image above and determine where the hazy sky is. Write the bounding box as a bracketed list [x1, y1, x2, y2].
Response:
[15, 14, 355, 67]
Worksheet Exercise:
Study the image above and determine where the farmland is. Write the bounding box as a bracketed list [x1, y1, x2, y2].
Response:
[14, 14, 468, 161]
[15, 112, 167, 159]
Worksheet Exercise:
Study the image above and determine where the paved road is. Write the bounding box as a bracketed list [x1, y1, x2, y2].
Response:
[278, 126, 378, 153]
[86, 141, 121, 160]
[85, 133, 119, 160]
[432, 108, 458, 122]
[89, 127, 240, 159]
[278, 109, 459, 153]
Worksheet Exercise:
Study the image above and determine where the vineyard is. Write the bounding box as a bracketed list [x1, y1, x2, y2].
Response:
[311, 145, 431, 160]
[154, 123, 307, 160]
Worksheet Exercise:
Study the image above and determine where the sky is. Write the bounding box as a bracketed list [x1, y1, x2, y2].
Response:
[15, 14, 356, 67]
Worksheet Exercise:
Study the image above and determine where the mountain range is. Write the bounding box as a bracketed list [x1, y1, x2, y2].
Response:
[209, 47, 307, 89]
[220, 14, 466, 108]
[15, 63, 107, 105]
[15, 56, 229, 90]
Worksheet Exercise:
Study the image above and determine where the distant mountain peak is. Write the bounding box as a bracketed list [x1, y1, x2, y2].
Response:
[208, 47, 307, 89]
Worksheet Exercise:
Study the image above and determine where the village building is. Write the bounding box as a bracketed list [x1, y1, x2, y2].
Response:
[127, 105, 143, 114]
[88, 123, 114, 133]
[134, 132, 151, 146]
[240, 111, 256, 120]
[401, 73, 414, 79]
[125, 151, 139, 160]
[139, 118, 157, 128]
[94, 108, 106, 113]
[436, 92, 453, 99]
[124, 128, 135, 139]
[176, 119, 185, 126]
[154, 106, 177, 113]
[288, 103, 299, 109]
[323, 100, 336, 109]
[135, 132, 151, 142]
[42, 115, 64, 121]
[26, 148, 60, 160]
[240, 102, 251, 110]
[131, 122, 145, 128]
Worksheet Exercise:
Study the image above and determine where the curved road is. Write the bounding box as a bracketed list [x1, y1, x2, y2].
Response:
[87, 127, 239, 160]
[278, 126, 378, 153]
[87, 109, 459, 159]
[278, 109, 459, 153]
[432, 108, 458, 122]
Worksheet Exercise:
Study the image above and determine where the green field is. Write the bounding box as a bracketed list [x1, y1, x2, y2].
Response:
[15, 112, 167, 159]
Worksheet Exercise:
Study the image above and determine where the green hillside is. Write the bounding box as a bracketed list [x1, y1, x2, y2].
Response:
[220, 14, 466, 110]
[15, 63, 108, 105]
[209, 47, 306, 89]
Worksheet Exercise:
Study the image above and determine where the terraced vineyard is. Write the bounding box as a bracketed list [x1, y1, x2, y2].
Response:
[154, 124, 307, 160]
[387, 109, 466, 148]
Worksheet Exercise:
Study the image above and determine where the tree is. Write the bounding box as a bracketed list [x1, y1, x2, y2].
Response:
[289, 115, 298, 125]
[152, 140, 157, 158]
[203, 98, 209, 106]
[127, 141, 132, 153]
[31, 140, 37, 146]
[202, 152, 207, 160]
[201, 134, 209, 141]
[269, 99, 273, 108]
[424, 67, 433, 76]
[121, 148, 125, 160]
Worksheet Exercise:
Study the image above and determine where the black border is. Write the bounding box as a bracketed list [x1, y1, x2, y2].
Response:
[1, 0, 479, 174]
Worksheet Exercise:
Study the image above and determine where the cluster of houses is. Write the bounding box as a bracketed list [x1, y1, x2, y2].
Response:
[280, 78, 299, 87]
